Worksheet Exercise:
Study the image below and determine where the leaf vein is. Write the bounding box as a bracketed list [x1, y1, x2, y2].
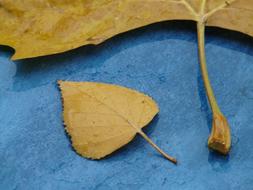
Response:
[204, 0, 238, 20]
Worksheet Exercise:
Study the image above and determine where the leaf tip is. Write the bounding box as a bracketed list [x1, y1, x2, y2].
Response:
[172, 158, 178, 165]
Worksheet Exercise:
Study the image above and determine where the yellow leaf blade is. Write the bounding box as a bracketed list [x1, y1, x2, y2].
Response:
[206, 0, 253, 37]
[58, 81, 159, 159]
[1, 0, 253, 59]
[0, 0, 196, 59]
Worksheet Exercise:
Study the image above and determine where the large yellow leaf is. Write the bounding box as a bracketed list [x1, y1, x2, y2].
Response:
[58, 81, 176, 163]
[0, 0, 252, 60]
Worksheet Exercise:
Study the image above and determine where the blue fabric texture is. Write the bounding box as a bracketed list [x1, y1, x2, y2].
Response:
[1, 21, 253, 190]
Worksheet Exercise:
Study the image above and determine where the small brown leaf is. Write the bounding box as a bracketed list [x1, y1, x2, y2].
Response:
[58, 81, 176, 163]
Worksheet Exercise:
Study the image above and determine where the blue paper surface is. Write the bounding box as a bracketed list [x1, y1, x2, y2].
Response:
[1, 21, 253, 190]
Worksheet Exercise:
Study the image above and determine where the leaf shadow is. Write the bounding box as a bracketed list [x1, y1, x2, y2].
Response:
[0, 45, 15, 59]
[207, 150, 231, 171]
[206, 26, 253, 57]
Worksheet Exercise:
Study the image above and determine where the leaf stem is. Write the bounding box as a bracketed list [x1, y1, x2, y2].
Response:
[197, 22, 221, 114]
[197, 21, 231, 154]
[138, 130, 177, 164]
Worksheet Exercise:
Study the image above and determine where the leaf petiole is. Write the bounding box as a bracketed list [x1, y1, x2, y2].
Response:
[138, 130, 177, 164]
[197, 21, 231, 155]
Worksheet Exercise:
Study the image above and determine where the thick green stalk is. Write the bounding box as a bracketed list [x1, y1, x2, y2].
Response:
[197, 21, 231, 155]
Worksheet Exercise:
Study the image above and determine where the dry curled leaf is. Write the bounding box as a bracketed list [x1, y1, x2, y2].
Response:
[58, 81, 176, 163]
[0, 0, 252, 60]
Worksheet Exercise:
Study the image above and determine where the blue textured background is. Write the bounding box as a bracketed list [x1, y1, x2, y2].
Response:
[1, 21, 253, 190]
